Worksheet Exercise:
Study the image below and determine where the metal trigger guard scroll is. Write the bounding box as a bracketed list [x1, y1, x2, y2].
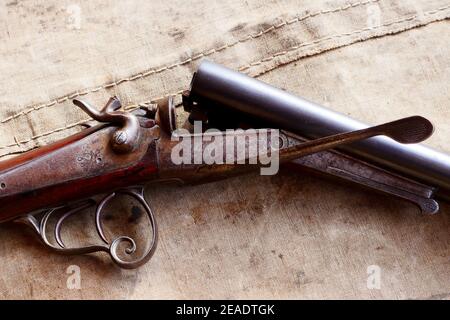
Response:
[19, 187, 158, 269]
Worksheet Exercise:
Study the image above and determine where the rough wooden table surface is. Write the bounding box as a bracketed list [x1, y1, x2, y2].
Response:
[0, 0, 449, 299]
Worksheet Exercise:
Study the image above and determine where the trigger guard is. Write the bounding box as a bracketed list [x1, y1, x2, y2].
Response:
[95, 187, 158, 269]
[20, 186, 158, 269]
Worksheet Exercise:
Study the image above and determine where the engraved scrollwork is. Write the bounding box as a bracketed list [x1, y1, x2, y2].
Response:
[17, 186, 158, 269]
[76, 147, 104, 170]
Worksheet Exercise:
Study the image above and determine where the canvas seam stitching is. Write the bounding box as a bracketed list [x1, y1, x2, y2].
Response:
[237, 4, 450, 72]
[0, 0, 379, 125]
[0, 99, 162, 155]
[1, 4, 449, 156]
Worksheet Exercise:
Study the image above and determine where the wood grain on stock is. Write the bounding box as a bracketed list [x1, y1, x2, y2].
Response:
[0, 124, 159, 223]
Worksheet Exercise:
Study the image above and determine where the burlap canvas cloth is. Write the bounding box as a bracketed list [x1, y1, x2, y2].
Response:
[0, 0, 449, 299]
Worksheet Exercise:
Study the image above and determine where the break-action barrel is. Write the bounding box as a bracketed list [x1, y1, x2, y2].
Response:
[186, 60, 450, 200]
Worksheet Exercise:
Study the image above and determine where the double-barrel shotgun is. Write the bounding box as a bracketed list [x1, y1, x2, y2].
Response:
[0, 61, 446, 268]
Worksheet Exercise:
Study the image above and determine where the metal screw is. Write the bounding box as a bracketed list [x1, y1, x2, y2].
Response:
[113, 130, 128, 145]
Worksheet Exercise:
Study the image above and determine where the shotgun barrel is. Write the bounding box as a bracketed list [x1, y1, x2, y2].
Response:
[185, 60, 450, 201]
